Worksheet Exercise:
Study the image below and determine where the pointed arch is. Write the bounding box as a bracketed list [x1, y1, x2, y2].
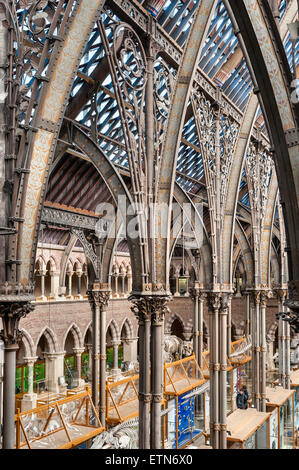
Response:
[120, 318, 134, 340]
[63, 323, 84, 350]
[20, 329, 35, 358]
[35, 327, 58, 355]
[106, 319, 120, 342]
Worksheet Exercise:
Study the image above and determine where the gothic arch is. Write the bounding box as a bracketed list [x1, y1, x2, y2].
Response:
[165, 312, 192, 337]
[35, 327, 58, 355]
[20, 329, 35, 358]
[120, 318, 134, 340]
[106, 319, 120, 342]
[35, 255, 47, 272]
[63, 323, 84, 350]
[226, 0, 299, 292]
[83, 322, 92, 344]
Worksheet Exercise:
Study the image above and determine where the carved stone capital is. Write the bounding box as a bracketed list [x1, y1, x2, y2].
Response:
[0, 299, 35, 346]
[152, 394, 162, 403]
[207, 292, 230, 313]
[129, 294, 170, 325]
[275, 288, 288, 304]
[139, 392, 152, 404]
[207, 292, 222, 312]
[88, 283, 111, 311]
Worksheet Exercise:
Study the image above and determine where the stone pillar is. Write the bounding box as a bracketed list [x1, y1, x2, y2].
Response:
[111, 340, 121, 373]
[130, 293, 169, 449]
[49, 271, 60, 300]
[130, 296, 151, 449]
[86, 343, 92, 382]
[283, 299, 291, 389]
[227, 295, 232, 358]
[127, 274, 132, 295]
[198, 293, 205, 368]
[251, 291, 261, 411]
[123, 338, 138, 362]
[36, 271, 47, 301]
[150, 296, 169, 449]
[277, 289, 287, 388]
[174, 275, 180, 297]
[73, 348, 85, 386]
[207, 292, 228, 449]
[260, 291, 270, 412]
[0, 296, 34, 449]
[245, 293, 251, 337]
[113, 274, 119, 298]
[21, 356, 38, 411]
[44, 352, 65, 393]
[120, 274, 126, 297]
[207, 292, 220, 450]
[184, 276, 190, 296]
[191, 287, 199, 366]
[88, 284, 111, 426]
[88, 293, 99, 410]
[75, 272, 83, 300]
[219, 295, 228, 449]
[66, 271, 74, 300]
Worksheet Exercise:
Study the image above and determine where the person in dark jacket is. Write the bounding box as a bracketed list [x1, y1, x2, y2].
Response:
[242, 385, 249, 403]
[236, 389, 248, 410]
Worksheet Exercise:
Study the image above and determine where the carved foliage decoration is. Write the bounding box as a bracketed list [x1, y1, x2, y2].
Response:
[98, 15, 147, 200]
[129, 295, 170, 325]
[191, 86, 239, 212]
[153, 58, 175, 165]
[0, 301, 35, 345]
[246, 142, 273, 233]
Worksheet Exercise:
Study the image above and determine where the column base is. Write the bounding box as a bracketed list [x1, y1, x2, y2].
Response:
[21, 393, 37, 412]
[35, 296, 47, 302]
[49, 295, 61, 301]
[66, 295, 74, 300]
[74, 294, 83, 300]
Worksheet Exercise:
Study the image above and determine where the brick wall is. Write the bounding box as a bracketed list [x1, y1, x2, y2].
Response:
[19, 295, 280, 357]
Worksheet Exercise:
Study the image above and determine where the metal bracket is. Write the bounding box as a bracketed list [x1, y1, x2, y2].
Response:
[285, 128, 299, 148]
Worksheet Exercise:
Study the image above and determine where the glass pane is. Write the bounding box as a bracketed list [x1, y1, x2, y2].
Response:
[227, 371, 232, 414]
[282, 397, 294, 449]
[255, 420, 268, 449]
[295, 387, 299, 429]
[244, 433, 256, 449]
[270, 408, 279, 449]
[167, 399, 176, 449]
[15, 367, 23, 394]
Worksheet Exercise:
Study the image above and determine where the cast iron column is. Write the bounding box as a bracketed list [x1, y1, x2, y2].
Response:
[150, 296, 169, 449]
[130, 295, 152, 449]
[198, 292, 205, 368]
[207, 292, 221, 449]
[251, 291, 261, 410]
[88, 288, 100, 413]
[191, 287, 199, 367]
[260, 291, 269, 412]
[219, 295, 228, 449]
[99, 288, 110, 426]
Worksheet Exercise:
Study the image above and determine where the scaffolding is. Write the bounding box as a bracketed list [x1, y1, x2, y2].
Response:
[106, 374, 139, 425]
[230, 336, 252, 366]
[164, 355, 205, 396]
[15, 390, 103, 449]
